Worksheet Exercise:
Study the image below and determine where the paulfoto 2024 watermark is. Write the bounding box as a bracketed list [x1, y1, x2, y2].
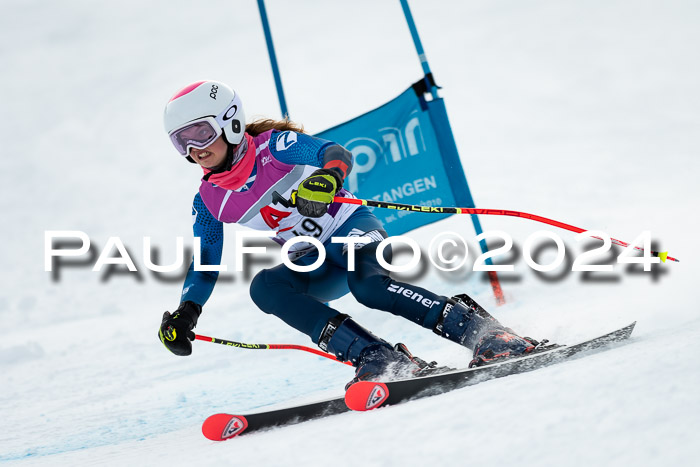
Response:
[44, 229, 663, 276]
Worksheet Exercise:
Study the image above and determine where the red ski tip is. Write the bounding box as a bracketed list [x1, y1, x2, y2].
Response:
[345, 382, 390, 411]
[202, 413, 249, 441]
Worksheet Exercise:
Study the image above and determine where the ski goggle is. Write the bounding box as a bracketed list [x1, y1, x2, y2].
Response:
[168, 98, 242, 156]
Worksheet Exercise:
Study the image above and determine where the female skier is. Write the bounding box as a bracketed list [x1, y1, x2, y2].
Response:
[158, 80, 537, 382]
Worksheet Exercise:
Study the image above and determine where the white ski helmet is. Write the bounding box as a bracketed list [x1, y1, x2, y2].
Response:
[164, 80, 245, 160]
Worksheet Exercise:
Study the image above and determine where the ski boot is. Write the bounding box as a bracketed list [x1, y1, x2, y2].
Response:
[469, 330, 540, 367]
[433, 293, 538, 367]
[318, 314, 442, 389]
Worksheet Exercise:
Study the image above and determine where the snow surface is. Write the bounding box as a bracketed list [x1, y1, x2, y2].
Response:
[2, 0, 699, 466]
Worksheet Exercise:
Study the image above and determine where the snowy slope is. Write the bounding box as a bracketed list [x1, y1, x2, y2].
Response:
[1, 0, 699, 466]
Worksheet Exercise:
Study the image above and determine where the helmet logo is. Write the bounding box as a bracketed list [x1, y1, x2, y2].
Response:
[231, 120, 241, 133]
[210, 84, 219, 100]
[223, 105, 238, 121]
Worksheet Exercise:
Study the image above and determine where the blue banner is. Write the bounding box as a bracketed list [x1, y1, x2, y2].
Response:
[316, 86, 475, 235]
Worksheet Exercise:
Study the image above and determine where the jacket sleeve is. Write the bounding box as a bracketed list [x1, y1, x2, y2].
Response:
[180, 192, 223, 306]
[268, 130, 353, 179]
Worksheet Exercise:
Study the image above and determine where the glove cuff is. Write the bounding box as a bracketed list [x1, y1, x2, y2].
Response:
[175, 300, 202, 329]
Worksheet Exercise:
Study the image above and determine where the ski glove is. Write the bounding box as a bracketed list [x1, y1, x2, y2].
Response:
[158, 300, 202, 356]
[291, 168, 343, 218]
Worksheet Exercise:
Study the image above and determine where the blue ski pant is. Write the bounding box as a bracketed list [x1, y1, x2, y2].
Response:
[249, 207, 447, 343]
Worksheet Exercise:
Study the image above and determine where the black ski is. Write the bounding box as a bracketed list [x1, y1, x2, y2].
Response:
[345, 322, 636, 411]
[202, 396, 348, 441]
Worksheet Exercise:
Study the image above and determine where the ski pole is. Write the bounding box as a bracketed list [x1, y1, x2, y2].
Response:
[334, 197, 678, 263]
[194, 334, 353, 366]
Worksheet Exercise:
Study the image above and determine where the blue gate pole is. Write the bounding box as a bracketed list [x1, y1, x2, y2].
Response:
[257, 0, 289, 118]
[399, 0, 438, 100]
[399, 0, 505, 304]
